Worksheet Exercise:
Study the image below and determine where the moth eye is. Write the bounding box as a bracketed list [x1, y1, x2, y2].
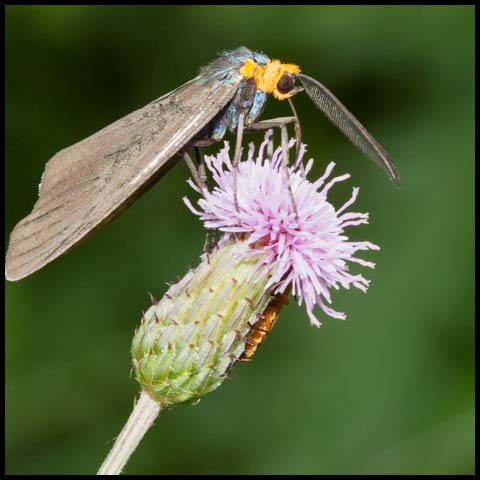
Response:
[276, 74, 295, 94]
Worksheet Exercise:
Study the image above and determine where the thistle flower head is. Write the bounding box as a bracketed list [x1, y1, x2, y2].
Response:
[184, 131, 379, 326]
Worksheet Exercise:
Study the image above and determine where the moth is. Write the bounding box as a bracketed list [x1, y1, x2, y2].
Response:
[5, 46, 399, 281]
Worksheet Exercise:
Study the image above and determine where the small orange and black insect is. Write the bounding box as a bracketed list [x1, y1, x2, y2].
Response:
[240, 287, 291, 361]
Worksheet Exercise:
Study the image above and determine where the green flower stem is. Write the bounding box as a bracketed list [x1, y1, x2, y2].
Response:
[97, 390, 160, 475]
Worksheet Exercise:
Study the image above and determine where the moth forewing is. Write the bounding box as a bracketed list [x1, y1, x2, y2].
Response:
[5, 73, 240, 281]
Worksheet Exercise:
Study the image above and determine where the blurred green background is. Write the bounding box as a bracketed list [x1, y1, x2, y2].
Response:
[5, 5, 474, 475]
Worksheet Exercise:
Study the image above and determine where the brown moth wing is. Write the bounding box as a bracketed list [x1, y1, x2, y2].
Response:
[6, 75, 240, 281]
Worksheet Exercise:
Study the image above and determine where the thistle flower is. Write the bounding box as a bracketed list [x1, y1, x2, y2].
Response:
[184, 131, 379, 326]
[131, 239, 277, 407]
[98, 133, 380, 475]
[100, 238, 278, 475]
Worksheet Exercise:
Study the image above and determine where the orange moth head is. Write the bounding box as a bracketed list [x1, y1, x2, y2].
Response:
[240, 58, 301, 100]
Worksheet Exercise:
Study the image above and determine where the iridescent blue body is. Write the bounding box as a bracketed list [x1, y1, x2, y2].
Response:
[187, 46, 400, 187]
[191, 47, 270, 147]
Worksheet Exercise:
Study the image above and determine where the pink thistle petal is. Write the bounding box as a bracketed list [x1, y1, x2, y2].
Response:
[183, 133, 380, 326]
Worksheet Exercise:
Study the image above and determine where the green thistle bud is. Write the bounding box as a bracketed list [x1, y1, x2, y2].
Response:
[131, 239, 276, 408]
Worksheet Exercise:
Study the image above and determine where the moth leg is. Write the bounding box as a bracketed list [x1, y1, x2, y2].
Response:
[245, 116, 297, 162]
[194, 147, 218, 253]
[233, 115, 300, 213]
[281, 124, 300, 220]
[232, 112, 245, 213]
[267, 130, 274, 160]
[244, 116, 296, 132]
[183, 151, 206, 194]
[194, 146, 207, 188]
[287, 98, 305, 173]
[246, 116, 301, 218]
